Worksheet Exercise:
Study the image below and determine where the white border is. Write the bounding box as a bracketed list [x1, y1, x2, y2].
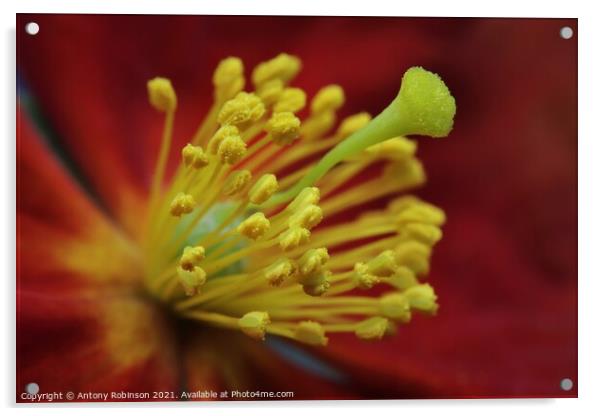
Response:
[3, 1, 601, 415]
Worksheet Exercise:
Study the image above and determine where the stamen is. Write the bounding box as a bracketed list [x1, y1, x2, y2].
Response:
[301, 111, 336, 141]
[279, 227, 310, 251]
[263, 257, 298, 286]
[265, 112, 301, 145]
[257, 79, 284, 106]
[213, 56, 245, 102]
[147, 77, 177, 113]
[288, 204, 323, 230]
[217, 134, 247, 165]
[223, 169, 252, 196]
[217, 92, 265, 129]
[298, 248, 329, 277]
[177, 265, 207, 296]
[207, 125, 240, 155]
[238, 311, 271, 340]
[248, 174, 279, 205]
[354, 317, 390, 341]
[179, 245, 206, 271]
[142, 56, 454, 348]
[294, 321, 329, 346]
[146, 77, 177, 227]
[237, 212, 270, 240]
[169, 193, 195, 217]
[252, 53, 302, 88]
[404, 283, 439, 314]
[310, 84, 345, 114]
[394, 241, 432, 276]
[299, 270, 331, 297]
[273, 87, 306, 113]
[336, 112, 372, 138]
[181, 144, 209, 169]
[379, 293, 411, 323]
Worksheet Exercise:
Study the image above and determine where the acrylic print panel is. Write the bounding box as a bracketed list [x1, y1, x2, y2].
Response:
[16, 14, 577, 402]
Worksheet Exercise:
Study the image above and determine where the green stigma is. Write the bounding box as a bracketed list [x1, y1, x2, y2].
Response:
[270, 66, 456, 205]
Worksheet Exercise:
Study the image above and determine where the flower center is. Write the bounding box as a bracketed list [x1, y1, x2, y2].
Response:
[141, 54, 455, 345]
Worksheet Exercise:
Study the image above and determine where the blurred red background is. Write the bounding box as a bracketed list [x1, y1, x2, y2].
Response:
[17, 14, 577, 398]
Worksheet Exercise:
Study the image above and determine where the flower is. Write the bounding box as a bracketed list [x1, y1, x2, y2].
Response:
[17, 14, 577, 400]
[18, 49, 454, 399]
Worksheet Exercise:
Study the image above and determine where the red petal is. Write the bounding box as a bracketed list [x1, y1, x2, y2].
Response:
[17, 15, 577, 398]
[17, 109, 142, 291]
[17, 292, 180, 402]
[17, 113, 180, 400]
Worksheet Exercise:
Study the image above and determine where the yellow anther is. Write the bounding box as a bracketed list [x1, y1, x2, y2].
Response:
[217, 134, 247, 165]
[170, 193, 195, 217]
[404, 284, 439, 314]
[257, 79, 284, 106]
[355, 317, 390, 341]
[147, 77, 177, 112]
[237, 212, 270, 240]
[366, 137, 417, 161]
[176, 265, 206, 296]
[394, 241, 432, 276]
[207, 125, 240, 155]
[379, 293, 411, 323]
[366, 250, 398, 277]
[396, 203, 446, 226]
[213, 56, 245, 101]
[403, 223, 443, 246]
[294, 321, 328, 346]
[301, 111, 336, 140]
[179, 245, 206, 271]
[252, 53, 301, 88]
[353, 263, 380, 290]
[310, 84, 345, 114]
[238, 311, 270, 341]
[287, 187, 320, 212]
[181, 144, 209, 169]
[223, 169, 252, 196]
[288, 204, 323, 230]
[300, 270, 331, 297]
[273, 87, 306, 113]
[387, 195, 422, 212]
[382, 159, 426, 186]
[248, 174, 279, 205]
[386, 267, 420, 290]
[336, 112, 372, 138]
[263, 258, 297, 286]
[217, 92, 265, 129]
[298, 248, 329, 277]
[279, 227, 310, 251]
[265, 112, 301, 145]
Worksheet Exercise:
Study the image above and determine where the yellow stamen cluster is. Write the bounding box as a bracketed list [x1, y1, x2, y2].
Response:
[143, 54, 455, 347]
